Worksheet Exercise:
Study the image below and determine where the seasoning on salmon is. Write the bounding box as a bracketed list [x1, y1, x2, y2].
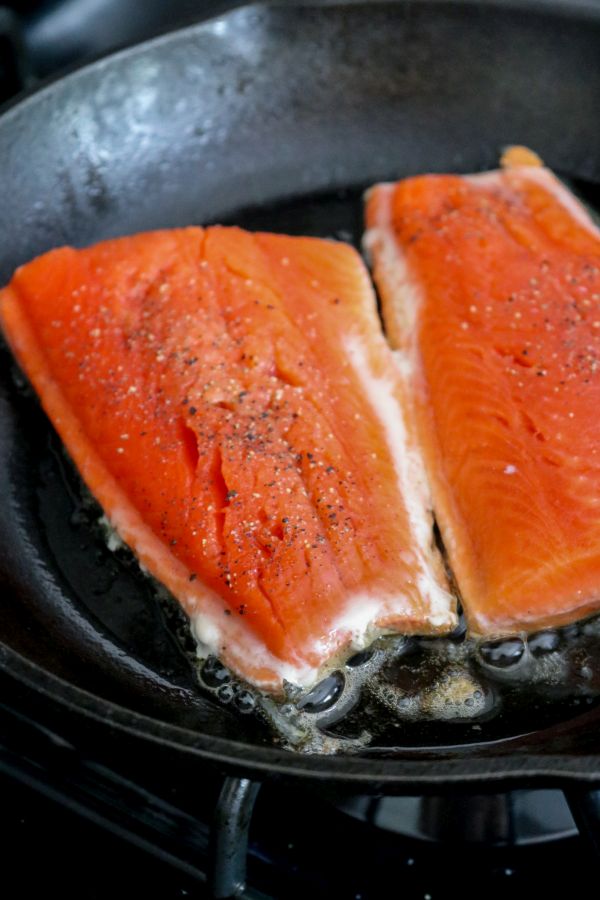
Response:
[0, 226, 455, 690]
[366, 152, 600, 637]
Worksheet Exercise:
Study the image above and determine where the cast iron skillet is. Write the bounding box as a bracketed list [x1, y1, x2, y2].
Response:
[2, 0, 600, 792]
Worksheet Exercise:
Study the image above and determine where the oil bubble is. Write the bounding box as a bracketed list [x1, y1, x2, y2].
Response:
[562, 623, 580, 641]
[217, 683, 235, 703]
[528, 630, 561, 657]
[298, 671, 344, 713]
[201, 656, 231, 687]
[234, 689, 257, 713]
[419, 670, 492, 719]
[477, 637, 525, 669]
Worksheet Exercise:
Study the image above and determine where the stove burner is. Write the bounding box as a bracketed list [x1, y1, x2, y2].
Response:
[337, 790, 578, 846]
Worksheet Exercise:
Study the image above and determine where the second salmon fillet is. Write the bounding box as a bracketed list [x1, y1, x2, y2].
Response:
[0, 227, 455, 690]
[366, 158, 600, 637]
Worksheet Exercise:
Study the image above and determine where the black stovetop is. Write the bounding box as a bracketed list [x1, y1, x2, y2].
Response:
[2, 675, 596, 899]
[1, 1, 600, 897]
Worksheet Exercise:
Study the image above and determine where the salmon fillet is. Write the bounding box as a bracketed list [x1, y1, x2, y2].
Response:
[366, 160, 600, 636]
[0, 227, 455, 690]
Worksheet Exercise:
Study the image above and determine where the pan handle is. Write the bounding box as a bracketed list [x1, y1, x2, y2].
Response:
[209, 776, 262, 900]
[565, 788, 600, 857]
[0, 7, 31, 101]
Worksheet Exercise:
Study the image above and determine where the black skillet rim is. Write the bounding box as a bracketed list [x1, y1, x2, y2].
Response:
[5, 640, 600, 789]
[1, 0, 600, 124]
[2, 0, 600, 790]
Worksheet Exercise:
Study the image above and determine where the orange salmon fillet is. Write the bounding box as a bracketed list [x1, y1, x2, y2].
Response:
[366, 163, 600, 636]
[0, 227, 455, 689]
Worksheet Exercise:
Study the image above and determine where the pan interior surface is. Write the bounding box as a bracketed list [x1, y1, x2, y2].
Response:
[2, 1, 600, 780]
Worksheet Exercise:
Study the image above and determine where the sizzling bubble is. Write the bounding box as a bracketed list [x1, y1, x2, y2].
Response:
[234, 688, 257, 714]
[201, 655, 231, 687]
[216, 683, 235, 703]
[298, 671, 345, 713]
[83, 364, 600, 754]
[477, 637, 526, 669]
[529, 630, 561, 657]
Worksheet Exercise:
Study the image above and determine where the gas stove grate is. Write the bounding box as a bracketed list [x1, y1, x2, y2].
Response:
[2, 695, 600, 900]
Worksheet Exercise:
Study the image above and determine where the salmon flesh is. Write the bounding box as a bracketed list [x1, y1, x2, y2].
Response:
[366, 162, 600, 636]
[0, 227, 455, 690]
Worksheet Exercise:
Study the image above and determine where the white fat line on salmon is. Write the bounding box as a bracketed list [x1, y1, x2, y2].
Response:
[98, 496, 319, 689]
[364, 190, 467, 569]
[101, 495, 446, 689]
[189, 601, 320, 690]
[100, 499, 403, 686]
[363, 189, 423, 343]
[192, 590, 419, 691]
[342, 334, 455, 628]
[318, 595, 409, 650]
[309, 599, 401, 661]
